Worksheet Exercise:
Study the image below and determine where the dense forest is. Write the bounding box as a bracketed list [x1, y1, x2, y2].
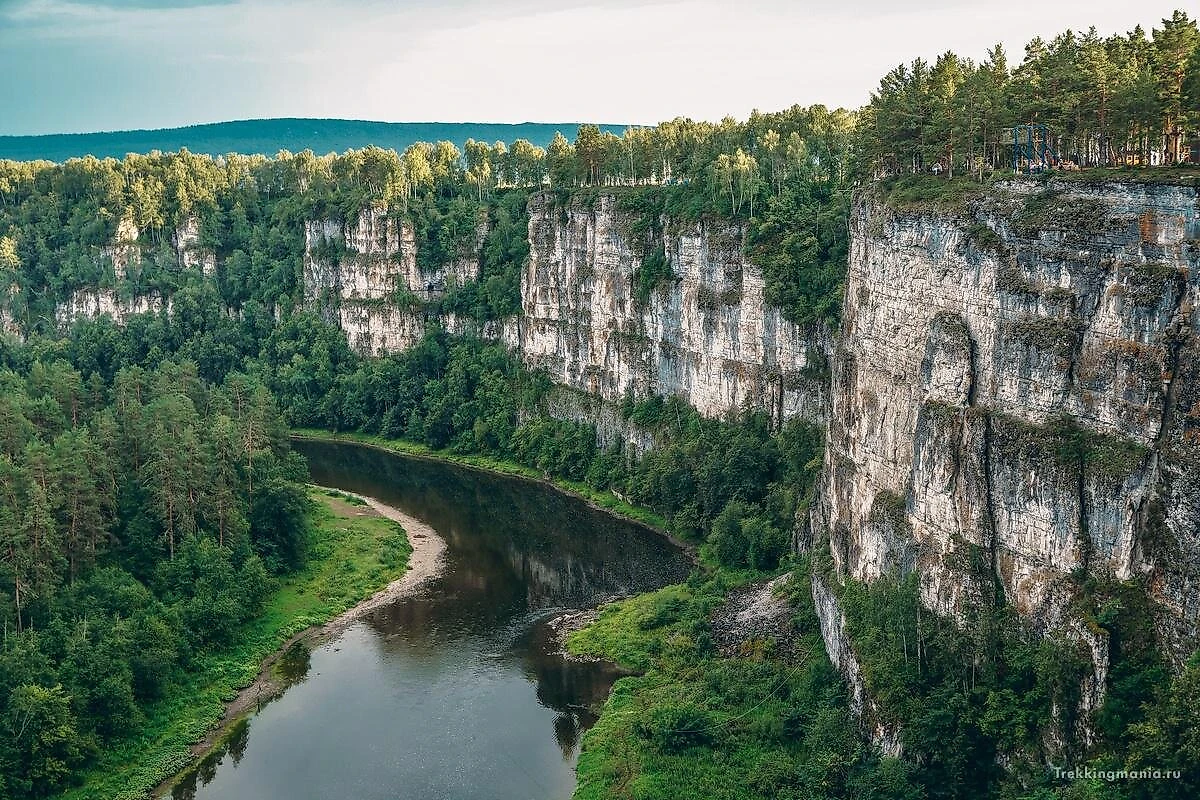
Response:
[0, 99, 854, 330]
[0, 355, 307, 798]
[0, 7, 1197, 800]
[0, 101, 853, 795]
[860, 9, 1200, 174]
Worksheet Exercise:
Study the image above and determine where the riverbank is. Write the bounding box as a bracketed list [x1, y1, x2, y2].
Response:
[154, 488, 447, 797]
[290, 429, 697, 558]
[563, 571, 843, 800]
[60, 488, 425, 800]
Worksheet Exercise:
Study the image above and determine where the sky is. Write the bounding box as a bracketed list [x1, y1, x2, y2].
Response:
[0, 0, 1190, 136]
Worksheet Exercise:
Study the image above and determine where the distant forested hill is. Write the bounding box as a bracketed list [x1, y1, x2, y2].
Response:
[0, 118, 630, 162]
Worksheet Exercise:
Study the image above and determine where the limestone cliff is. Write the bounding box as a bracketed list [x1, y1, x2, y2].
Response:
[55, 214, 212, 326]
[52, 191, 829, 428]
[301, 203, 490, 355]
[300, 191, 831, 427]
[810, 178, 1200, 748]
[519, 192, 830, 426]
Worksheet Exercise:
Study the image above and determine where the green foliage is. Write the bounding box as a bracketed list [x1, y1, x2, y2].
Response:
[53, 490, 411, 800]
[840, 573, 1094, 798]
[1045, 578, 1200, 798]
[747, 177, 848, 325]
[249, 479, 315, 573]
[2, 683, 87, 798]
[409, 193, 481, 274]
[859, 12, 1200, 178]
[510, 417, 597, 481]
[639, 703, 716, 752]
[278, 323, 821, 574]
[879, 175, 987, 210]
[1120, 654, 1200, 798]
[631, 245, 673, 306]
[1087, 580, 1170, 746]
[965, 221, 1004, 253]
[0, 359, 306, 799]
[707, 502, 789, 571]
[569, 571, 923, 800]
[993, 412, 1152, 480]
[432, 189, 529, 321]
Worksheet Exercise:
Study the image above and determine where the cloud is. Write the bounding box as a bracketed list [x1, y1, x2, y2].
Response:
[0, 0, 1192, 135]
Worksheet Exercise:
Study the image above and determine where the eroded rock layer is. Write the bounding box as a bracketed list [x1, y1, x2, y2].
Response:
[519, 192, 830, 425]
[810, 179, 1200, 746]
[302, 203, 487, 355]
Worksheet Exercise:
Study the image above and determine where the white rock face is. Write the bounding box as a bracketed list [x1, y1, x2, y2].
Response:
[102, 215, 141, 280]
[537, 385, 658, 457]
[519, 192, 830, 426]
[812, 574, 902, 756]
[172, 215, 216, 276]
[0, 307, 21, 338]
[302, 203, 486, 355]
[57, 289, 168, 326]
[60, 193, 829, 430]
[301, 192, 831, 428]
[53, 213, 220, 328]
[811, 178, 1200, 749]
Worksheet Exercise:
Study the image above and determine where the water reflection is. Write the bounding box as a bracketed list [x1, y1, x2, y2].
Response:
[169, 440, 688, 800]
[172, 719, 250, 800]
[275, 640, 312, 684]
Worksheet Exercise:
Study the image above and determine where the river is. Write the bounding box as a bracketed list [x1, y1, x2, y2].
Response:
[168, 438, 690, 800]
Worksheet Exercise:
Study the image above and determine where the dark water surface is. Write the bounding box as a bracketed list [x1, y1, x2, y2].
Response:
[170, 439, 689, 800]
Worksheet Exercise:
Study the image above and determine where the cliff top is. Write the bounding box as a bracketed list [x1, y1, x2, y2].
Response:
[877, 167, 1200, 214]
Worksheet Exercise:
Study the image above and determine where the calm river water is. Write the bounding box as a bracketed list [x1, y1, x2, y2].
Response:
[169, 439, 689, 800]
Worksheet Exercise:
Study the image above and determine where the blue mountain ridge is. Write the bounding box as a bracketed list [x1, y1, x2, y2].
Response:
[0, 118, 631, 162]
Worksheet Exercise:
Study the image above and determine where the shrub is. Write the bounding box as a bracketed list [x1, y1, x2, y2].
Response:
[638, 702, 716, 752]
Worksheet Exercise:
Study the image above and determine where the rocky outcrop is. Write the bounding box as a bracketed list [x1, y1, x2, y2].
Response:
[49, 191, 829, 429]
[710, 573, 803, 659]
[172, 215, 216, 276]
[812, 573, 903, 756]
[519, 193, 831, 427]
[55, 214, 214, 327]
[298, 191, 832, 429]
[104, 214, 141, 280]
[56, 290, 167, 326]
[811, 178, 1200, 748]
[535, 386, 658, 458]
[302, 203, 488, 355]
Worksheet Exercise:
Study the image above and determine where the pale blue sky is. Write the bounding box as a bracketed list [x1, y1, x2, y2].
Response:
[0, 0, 1189, 135]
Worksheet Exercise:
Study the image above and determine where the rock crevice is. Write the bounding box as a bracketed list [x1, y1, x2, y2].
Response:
[811, 178, 1200, 750]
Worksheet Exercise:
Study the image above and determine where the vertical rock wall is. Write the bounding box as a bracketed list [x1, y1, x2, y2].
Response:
[301, 203, 487, 355]
[518, 192, 831, 427]
[811, 178, 1200, 748]
[55, 214, 211, 327]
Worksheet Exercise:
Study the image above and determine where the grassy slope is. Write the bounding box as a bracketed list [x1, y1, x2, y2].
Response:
[60, 489, 411, 800]
[565, 571, 868, 800]
[879, 165, 1200, 212]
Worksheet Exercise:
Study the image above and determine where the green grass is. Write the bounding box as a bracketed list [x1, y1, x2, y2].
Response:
[565, 571, 886, 800]
[569, 584, 719, 673]
[290, 428, 671, 533]
[1047, 164, 1200, 188]
[878, 166, 1200, 214]
[879, 174, 991, 211]
[58, 490, 412, 800]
